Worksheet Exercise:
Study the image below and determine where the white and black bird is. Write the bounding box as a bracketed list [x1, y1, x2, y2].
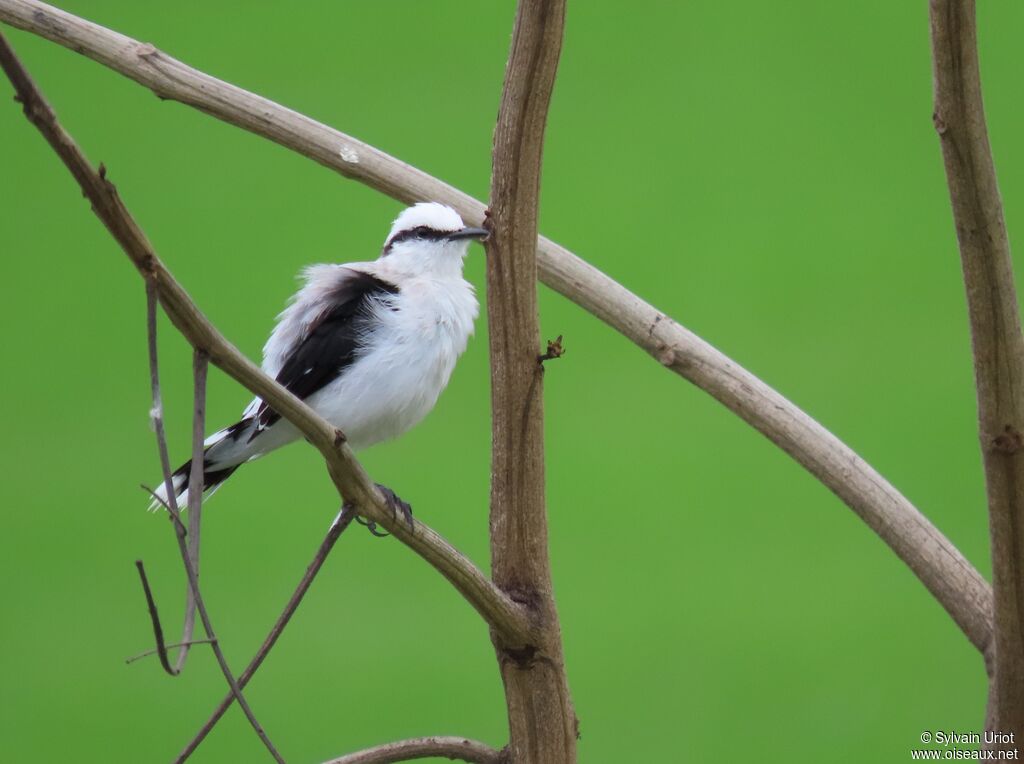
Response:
[153, 202, 488, 527]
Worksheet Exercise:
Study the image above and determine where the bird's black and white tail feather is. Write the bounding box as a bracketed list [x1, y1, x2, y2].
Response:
[150, 417, 259, 510]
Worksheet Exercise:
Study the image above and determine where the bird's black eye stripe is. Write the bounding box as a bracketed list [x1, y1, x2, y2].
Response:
[383, 225, 452, 254]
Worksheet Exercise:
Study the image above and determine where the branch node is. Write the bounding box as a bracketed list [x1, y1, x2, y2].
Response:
[538, 334, 564, 364]
[993, 425, 1023, 455]
[656, 344, 677, 367]
[135, 42, 158, 61]
[501, 644, 539, 669]
[333, 427, 347, 447]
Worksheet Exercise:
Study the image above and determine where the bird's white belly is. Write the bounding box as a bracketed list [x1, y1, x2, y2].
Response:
[304, 295, 472, 450]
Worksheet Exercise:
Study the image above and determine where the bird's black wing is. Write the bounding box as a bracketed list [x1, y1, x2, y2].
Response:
[251, 269, 400, 434]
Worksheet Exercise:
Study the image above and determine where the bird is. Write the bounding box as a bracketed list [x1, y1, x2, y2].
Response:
[152, 202, 488, 529]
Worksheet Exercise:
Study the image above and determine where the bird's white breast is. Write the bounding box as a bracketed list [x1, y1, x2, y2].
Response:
[305, 273, 478, 450]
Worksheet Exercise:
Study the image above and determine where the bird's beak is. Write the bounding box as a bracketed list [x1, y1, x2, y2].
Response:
[446, 226, 490, 242]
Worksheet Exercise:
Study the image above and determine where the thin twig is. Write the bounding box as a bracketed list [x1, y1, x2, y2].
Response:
[174, 349, 208, 672]
[145, 278, 200, 675]
[930, 0, 1024, 738]
[141, 278, 185, 680]
[0, 22, 532, 649]
[177, 506, 356, 763]
[0, 0, 993, 654]
[143, 278, 285, 763]
[126, 638, 216, 665]
[134, 559, 180, 676]
[146, 279, 179, 517]
[321, 736, 505, 764]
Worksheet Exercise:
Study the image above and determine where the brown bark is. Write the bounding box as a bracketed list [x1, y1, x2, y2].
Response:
[930, 0, 1024, 747]
[486, 2, 575, 762]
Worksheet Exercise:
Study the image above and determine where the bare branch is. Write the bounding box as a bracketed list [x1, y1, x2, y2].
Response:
[543, 249, 997, 656]
[161, 493, 285, 762]
[174, 348, 207, 673]
[930, 0, 1024, 738]
[142, 274, 284, 760]
[0, 0, 994, 654]
[487, 2, 575, 762]
[142, 284, 201, 671]
[126, 638, 215, 665]
[321, 737, 505, 764]
[0, 23, 531, 649]
[145, 279, 180, 518]
[177, 507, 355, 763]
[133, 559, 179, 676]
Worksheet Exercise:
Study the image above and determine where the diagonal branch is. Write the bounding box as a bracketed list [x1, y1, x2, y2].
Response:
[177, 506, 355, 762]
[0, 25, 533, 649]
[321, 737, 505, 764]
[930, 0, 1024, 739]
[0, 0, 993, 656]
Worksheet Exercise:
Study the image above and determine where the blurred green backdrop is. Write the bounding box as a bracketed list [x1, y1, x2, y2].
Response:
[3, 1, 1023, 762]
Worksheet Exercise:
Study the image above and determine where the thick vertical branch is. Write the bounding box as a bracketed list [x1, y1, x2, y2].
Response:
[930, 0, 1024, 744]
[486, 2, 574, 763]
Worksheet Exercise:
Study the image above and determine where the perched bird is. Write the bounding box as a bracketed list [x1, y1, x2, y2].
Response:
[153, 202, 488, 526]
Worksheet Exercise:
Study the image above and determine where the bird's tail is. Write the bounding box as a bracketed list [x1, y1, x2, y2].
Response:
[149, 461, 240, 512]
[148, 418, 256, 511]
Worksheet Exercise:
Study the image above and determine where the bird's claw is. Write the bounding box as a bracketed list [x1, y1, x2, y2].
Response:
[356, 515, 390, 537]
[352, 485, 413, 537]
[375, 483, 414, 533]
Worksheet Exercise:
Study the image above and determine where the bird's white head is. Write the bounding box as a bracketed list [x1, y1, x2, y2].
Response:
[381, 203, 488, 277]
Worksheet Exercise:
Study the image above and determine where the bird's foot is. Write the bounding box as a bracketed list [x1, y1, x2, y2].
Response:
[352, 484, 414, 537]
[356, 515, 390, 537]
[376, 483, 414, 532]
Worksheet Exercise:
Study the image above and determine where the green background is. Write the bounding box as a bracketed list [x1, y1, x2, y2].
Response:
[2, 1, 1021, 761]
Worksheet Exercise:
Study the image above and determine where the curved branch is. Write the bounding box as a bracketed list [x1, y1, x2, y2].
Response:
[930, 0, 1024, 735]
[322, 737, 504, 764]
[0, 0, 993, 655]
[0, 23, 532, 649]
